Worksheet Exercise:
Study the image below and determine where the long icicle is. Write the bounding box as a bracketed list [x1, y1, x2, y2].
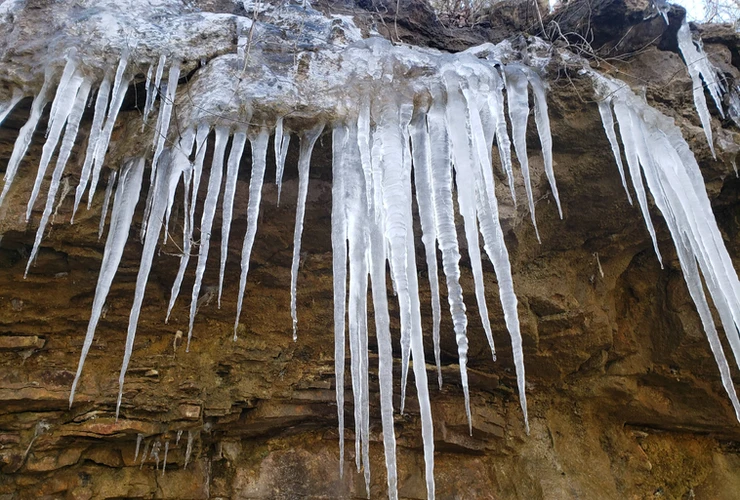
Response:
[98, 170, 118, 240]
[290, 123, 324, 340]
[69, 158, 145, 407]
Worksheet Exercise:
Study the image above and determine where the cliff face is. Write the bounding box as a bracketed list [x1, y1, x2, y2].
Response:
[0, 0, 739, 499]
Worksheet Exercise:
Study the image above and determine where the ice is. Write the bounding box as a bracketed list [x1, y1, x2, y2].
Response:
[164, 129, 196, 245]
[187, 126, 229, 349]
[330, 124, 349, 478]
[0, 88, 24, 127]
[98, 170, 118, 240]
[139, 440, 150, 469]
[134, 433, 143, 461]
[505, 64, 540, 241]
[274, 117, 290, 205]
[151, 62, 181, 176]
[0, 74, 53, 207]
[409, 111, 443, 388]
[597, 98, 633, 204]
[26, 78, 92, 276]
[68, 158, 145, 407]
[218, 128, 247, 307]
[88, 53, 131, 208]
[290, 123, 324, 340]
[162, 440, 169, 476]
[488, 70, 516, 202]
[46, 53, 79, 135]
[233, 127, 269, 339]
[184, 431, 194, 468]
[72, 71, 112, 221]
[676, 18, 725, 157]
[528, 70, 562, 218]
[117, 150, 186, 417]
[357, 101, 374, 208]
[143, 54, 166, 124]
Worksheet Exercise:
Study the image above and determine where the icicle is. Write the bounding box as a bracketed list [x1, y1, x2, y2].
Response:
[143, 55, 166, 124]
[88, 52, 131, 208]
[117, 151, 184, 417]
[52, 175, 71, 224]
[331, 124, 349, 479]
[218, 128, 248, 308]
[528, 70, 562, 218]
[291, 123, 324, 340]
[139, 440, 150, 469]
[184, 431, 194, 469]
[427, 89, 471, 427]
[676, 19, 725, 158]
[134, 433, 143, 462]
[46, 52, 79, 135]
[25, 77, 91, 275]
[0, 73, 53, 207]
[151, 62, 181, 175]
[409, 111, 443, 388]
[166, 125, 209, 323]
[274, 117, 290, 205]
[72, 71, 112, 221]
[141, 64, 154, 130]
[163, 129, 196, 246]
[597, 98, 633, 205]
[151, 440, 161, 470]
[187, 126, 229, 350]
[488, 69, 516, 203]
[69, 158, 145, 407]
[162, 440, 169, 476]
[233, 127, 269, 339]
[357, 101, 374, 209]
[98, 170, 117, 240]
[0, 88, 24, 127]
[505, 64, 540, 241]
[176, 430, 182, 445]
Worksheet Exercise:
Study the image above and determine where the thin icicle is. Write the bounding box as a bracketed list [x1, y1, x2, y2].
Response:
[98, 170, 117, 240]
[46, 52, 79, 136]
[488, 69, 516, 203]
[26, 77, 92, 276]
[143, 55, 166, 124]
[233, 127, 269, 339]
[68, 158, 145, 407]
[151, 62, 181, 173]
[162, 440, 169, 476]
[218, 128, 247, 307]
[72, 71, 112, 221]
[528, 70, 562, 218]
[0, 88, 24, 127]
[274, 117, 290, 205]
[134, 433, 143, 462]
[597, 98, 633, 205]
[176, 430, 182, 445]
[88, 52, 131, 208]
[189, 124, 211, 235]
[331, 124, 349, 479]
[117, 151, 184, 417]
[0, 73, 53, 207]
[139, 440, 150, 469]
[409, 111, 443, 388]
[357, 101, 374, 208]
[187, 126, 229, 350]
[141, 64, 154, 130]
[291, 123, 324, 340]
[184, 431, 194, 468]
[163, 129, 196, 246]
[505, 64, 540, 241]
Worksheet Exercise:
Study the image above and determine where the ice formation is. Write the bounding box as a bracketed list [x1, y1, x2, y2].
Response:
[0, 1, 737, 498]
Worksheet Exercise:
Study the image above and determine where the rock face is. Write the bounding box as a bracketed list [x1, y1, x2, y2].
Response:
[0, 0, 739, 499]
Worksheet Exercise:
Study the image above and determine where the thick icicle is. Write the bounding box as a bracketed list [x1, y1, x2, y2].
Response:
[218, 128, 247, 307]
[72, 71, 112, 220]
[274, 117, 290, 205]
[409, 111, 443, 388]
[676, 19, 725, 157]
[505, 64, 540, 241]
[117, 151, 184, 417]
[88, 52, 131, 209]
[0, 74, 53, 207]
[528, 70, 562, 218]
[233, 127, 269, 338]
[26, 77, 92, 275]
[187, 126, 229, 349]
[330, 124, 349, 478]
[290, 123, 324, 340]
[98, 170, 118, 240]
[68, 158, 145, 407]
[597, 98, 633, 204]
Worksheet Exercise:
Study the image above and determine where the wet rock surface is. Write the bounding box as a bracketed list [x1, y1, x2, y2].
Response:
[0, 0, 739, 498]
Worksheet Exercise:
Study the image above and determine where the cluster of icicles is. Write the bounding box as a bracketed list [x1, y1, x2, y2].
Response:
[0, 22, 738, 500]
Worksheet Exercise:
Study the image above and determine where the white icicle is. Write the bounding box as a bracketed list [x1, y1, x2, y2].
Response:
[163, 129, 196, 246]
[141, 63, 154, 130]
[357, 101, 374, 209]
[0, 73, 53, 207]
[134, 433, 143, 461]
[98, 170, 118, 240]
[176, 430, 182, 445]
[26, 72, 84, 222]
[68, 158, 145, 407]
[274, 117, 290, 205]
[331, 124, 349, 479]
[72, 71, 112, 221]
[189, 124, 211, 233]
[117, 151, 184, 417]
[676, 19, 725, 157]
[143, 55, 166, 124]
[162, 440, 169, 476]
[88, 52, 131, 208]
[409, 111, 443, 388]
[187, 126, 229, 350]
[233, 127, 269, 339]
[151, 62, 181, 174]
[488, 69, 516, 203]
[218, 128, 247, 308]
[184, 431, 194, 468]
[46, 52, 79, 135]
[291, 123, 324, 340]
[25, 77, 91, 276]
[597, 98, 633, 204]
[528, 70, 562, 218]
[505, 65, 540, 241]
[0, 88, 24, 127]
[139, 440, 150, 469]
